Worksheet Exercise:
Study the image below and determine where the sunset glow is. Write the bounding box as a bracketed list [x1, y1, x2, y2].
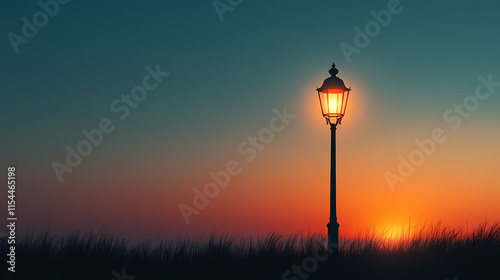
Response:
[2, 0, 499, 247]
[3, 1, 500, 278]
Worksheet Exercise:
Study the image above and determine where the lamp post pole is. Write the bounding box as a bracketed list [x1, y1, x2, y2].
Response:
[328, 122, 339, 254]
[316, 62, 350, 255]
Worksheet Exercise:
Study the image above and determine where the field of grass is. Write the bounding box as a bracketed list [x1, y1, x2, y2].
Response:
[1, 222, 499, 279]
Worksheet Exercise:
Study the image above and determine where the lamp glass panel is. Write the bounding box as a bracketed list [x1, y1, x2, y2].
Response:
[322, 89, 344, 117]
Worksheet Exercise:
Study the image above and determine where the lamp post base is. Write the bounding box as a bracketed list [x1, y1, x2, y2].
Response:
[327, 221, 340, 254]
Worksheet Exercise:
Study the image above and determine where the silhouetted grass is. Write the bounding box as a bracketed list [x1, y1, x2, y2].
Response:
[1, 222, 499, 279]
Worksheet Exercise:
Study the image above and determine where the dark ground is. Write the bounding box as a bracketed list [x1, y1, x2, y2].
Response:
[2, 223, 499, 279]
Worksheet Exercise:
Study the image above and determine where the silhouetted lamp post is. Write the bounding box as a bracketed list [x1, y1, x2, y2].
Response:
[316, 62, 351, 254]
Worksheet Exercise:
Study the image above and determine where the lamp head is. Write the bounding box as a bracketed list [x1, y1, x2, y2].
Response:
[316, 63, 351, 126]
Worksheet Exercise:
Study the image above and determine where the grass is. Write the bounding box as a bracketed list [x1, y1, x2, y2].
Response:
[1, 222, 499, 279]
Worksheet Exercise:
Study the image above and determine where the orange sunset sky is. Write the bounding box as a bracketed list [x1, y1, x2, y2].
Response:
[2, 1, 499, 241]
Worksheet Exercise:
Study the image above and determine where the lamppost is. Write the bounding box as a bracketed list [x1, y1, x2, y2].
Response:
[316, 62, 351, 254]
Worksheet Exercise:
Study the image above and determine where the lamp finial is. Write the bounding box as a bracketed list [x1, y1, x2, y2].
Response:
[329, 62, 339, 77]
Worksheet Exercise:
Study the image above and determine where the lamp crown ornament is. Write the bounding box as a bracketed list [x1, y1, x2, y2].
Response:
[329, 63, 339, 76]
[317, 62, 349, 93]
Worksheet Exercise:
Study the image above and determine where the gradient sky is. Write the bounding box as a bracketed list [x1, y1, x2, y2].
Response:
[1, 0, 499, 240]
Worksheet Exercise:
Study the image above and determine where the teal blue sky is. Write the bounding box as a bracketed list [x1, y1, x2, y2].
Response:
[1, 0, 499, 237]
[2, 0, 499, 164]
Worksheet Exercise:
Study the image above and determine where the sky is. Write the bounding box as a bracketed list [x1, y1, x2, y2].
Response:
[1, 0, 499, 240]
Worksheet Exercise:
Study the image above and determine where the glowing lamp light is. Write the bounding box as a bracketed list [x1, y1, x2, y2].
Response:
[317, 63, 351, 125]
